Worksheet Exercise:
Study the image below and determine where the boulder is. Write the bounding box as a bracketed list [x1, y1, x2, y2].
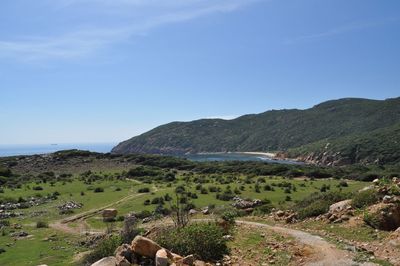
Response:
[155, 249, 169, 266]
[177, 255, 195, 265]
[329, 199, 352, 213]
[365, 203, 400, 231]
[91, 256, 117, 266]
[383, 195, 393, 204]
[131, 236, 162, 258]
[276, 210, 285, 217]
[115, 244, 134, 266]
[102, 209, 118, 220]
[194, 261, 207, 266]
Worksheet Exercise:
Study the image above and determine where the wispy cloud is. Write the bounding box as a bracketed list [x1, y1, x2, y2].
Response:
[285, 17, 398, 45]
[0, 0, 260, 62]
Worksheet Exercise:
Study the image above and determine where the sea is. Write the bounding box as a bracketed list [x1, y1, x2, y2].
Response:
[0, 144, 302, 164]
[184, 153, 303, 165]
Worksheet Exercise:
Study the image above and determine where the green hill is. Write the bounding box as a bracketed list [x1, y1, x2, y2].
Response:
[285, 122, 400, 165]
[112, 97, 400, 165]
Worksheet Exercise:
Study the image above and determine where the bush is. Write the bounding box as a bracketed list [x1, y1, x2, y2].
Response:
[138, 187, 150, 193]
[156, 223, 228, 261]
[296, 192, 350, 219]
[253, 204, 274, 215]
[84, 236, 122, 264]
[36, 221, 48, 228]
[94, 187, 104, 193]
[32, 186, 43, 191]
[363, 211, 381, 229]
[352, 189, 379, 209]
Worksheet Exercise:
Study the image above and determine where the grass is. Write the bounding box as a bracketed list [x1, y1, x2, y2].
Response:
[0, 172, 370, 265]
[0, 227, 85, 266]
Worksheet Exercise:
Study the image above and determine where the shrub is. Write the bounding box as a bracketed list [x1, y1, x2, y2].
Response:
[296, 192, 350, 219]
[253, 204, 274, 215]
[220, 210, 237, 225]
[36, 221, 48, 228]
[151, 197, 164, 205]
[84, 236, 122, 264]
[352, 190, 379, 209]
[32, 186, 43, 191]
[94, 187, 104, 193]
[339, 180, 348, 187]
[138, 187, 150, 193]
[363, 211, 381, 229]
[200, 187, 208, 194]
[156, 223, 228, 261]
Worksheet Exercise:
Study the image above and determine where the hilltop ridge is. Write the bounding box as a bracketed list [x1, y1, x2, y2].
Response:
[112, 97, 400, 165]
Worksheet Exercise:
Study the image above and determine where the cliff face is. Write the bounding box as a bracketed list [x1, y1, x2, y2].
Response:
[113, 97, 400, 165]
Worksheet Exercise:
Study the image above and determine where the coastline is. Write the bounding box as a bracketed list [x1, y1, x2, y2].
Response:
[239, 151, 277, 158]
[196, 151, 276, 157]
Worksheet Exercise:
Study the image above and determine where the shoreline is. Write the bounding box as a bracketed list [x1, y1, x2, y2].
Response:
[239, 151, 277, 158]
[196, 151, 277, 157]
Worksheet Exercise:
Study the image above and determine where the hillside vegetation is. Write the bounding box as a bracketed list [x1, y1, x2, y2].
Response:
[112, 97, 400, 165]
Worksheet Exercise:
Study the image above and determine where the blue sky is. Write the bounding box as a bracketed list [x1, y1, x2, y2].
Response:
[0, 0, 399, 144]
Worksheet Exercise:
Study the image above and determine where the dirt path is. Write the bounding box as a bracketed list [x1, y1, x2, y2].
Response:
[235, 220, 377, 266]
[50, 192, 149, 235]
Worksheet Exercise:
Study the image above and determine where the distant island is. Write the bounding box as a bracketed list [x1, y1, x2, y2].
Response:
[112, 97, 400, 166]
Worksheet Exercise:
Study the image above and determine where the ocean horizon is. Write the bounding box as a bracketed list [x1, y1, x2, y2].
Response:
[0, 143, 117, 157]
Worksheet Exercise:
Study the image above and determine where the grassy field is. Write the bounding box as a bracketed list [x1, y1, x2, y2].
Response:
[0, 170, 370, 265]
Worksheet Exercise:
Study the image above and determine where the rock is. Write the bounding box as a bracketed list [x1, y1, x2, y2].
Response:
[142, 217, 152, 223]
[115, 244, 134, 266]
[194, 260, 206, 266]
[329, 199, 352, 213]
[341, 215, 350, 221]
[10, 231, 29, 238]
[170, 253, 183, 262]
[223, 234, 233, 241]
[155, 249, 169, 266]
[201, 207, 209, 215]
[232, 196, 262, 209]
[180, 255, 195, 265]
[285, 213, 297, 223]
[373, 179, 380, 184]
[189, 209, 197, 215]
[366, 203, 400, 231]
[276, 210, 285, 217]
[131, 236, 162, 258]
[91, 256, 117, 266]
[359, 185, 374, 192]
[383, 195, 393, 204]
[102, 209, 118, 220]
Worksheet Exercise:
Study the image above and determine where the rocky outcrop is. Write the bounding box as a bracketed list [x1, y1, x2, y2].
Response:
[91, 256, 117, 266]
[232, 196, 262, 209]
[155, 249, 169, 266]
[102, 209, 118, 221]
[365, 203, 400, 231]
[92, 236, 207, 266]
[131, 236, 162, 258]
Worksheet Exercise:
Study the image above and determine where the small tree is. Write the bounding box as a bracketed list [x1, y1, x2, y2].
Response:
[120, 214, 139, 244]
[170, 187, 191, 228]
